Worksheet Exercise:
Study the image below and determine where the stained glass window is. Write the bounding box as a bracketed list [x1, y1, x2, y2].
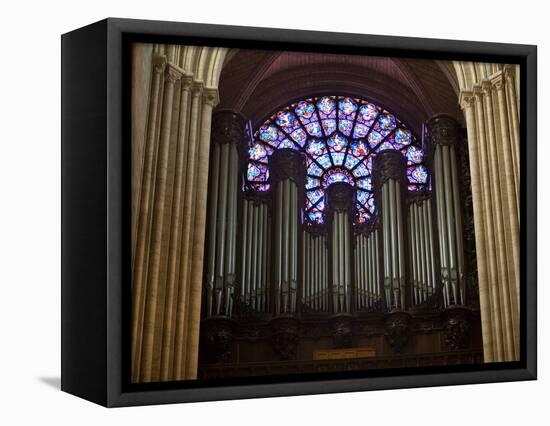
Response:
[247, 95, 430, 225]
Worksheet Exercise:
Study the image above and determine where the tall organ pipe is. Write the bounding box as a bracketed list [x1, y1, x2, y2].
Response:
[388, 180, 399, 307]
[206, 143, 220, 314]
[450, 147, 465, 302]
[434, 147, 450, 306]
[409, 203, 418, 303]
[204, 112, 246, 318]
[270, 148, 303, 315]
[382, 184, 391, 308]
[427, 115, 466, 306]
[427, 199, 436, 296]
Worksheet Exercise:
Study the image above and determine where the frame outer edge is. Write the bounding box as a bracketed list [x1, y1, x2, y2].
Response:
[97, 18, 536, 407]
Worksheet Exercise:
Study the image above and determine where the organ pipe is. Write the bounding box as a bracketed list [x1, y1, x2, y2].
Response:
[409, 203, 418, 303]
[409, 198, 438, 306]
[427, 115, 466, 307]
[239, 198, 270, 312]
[204, 113, 243, 318]
[330, 209, 352, 314]
[273, 176, 300, 315]
[381, 177, 406, 310]
[354, 229, 380, 311]
[302, 230, 328, 312]
[382, 183, 392, 308]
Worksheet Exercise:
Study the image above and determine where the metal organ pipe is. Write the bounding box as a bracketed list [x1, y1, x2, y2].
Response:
[274, 182, 282, 313]
[427, 199, 436, 296]
[450, 147, 465, 303]
[419, 201, 427, 302]
[427, 116, 466, 307]
[422, 202, 432, 297]
[434, 146, 450, 306]
[411, 204, 417, 303]
[206, 143, 220, 315]
[388, 180, 399, 308]
[395, 181, 405, 308]
[368, 234, 374, 307]
[358, 233, 363, 309]
[272, 176, 299, 315]
[204, 118, 243, 318]
[442, 145, 458, 304]
[226, 147, 238, 305]
[374, 231, 380, 300]
[382, 183, 391, 309]
[302, 230, 308, 307]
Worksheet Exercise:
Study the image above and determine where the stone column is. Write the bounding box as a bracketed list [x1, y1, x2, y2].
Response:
[373, 151, 408, 311]
[159, 74, 193, 381]
[134, 62, 182, 382]
[270, 149, 305, 315]
[132, 56, 166, 382]
[459, 80, 520, 362]
[131, 45, 228, 382]
[183, 88, 220, 378]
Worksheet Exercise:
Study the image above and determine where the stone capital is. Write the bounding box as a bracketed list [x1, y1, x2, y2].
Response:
[481, 79, 493, 96]
[180, 74, 194, 91]
[152, 55, 167, 75]
[164, 64, 182, 83]
[503, 64, 516, 81]
[459, 90, 475, 110]
[490, 71, 505, 91]
[203, 87, 220, 107]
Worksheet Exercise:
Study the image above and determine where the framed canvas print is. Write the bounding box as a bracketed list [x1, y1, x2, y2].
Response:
[61, 18, 537, 407]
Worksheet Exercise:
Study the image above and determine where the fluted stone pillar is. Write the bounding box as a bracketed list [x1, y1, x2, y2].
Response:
[131, 44, 228, 382]
[204, 111, 247, 318]
[270, 149, 305, 315]
[131, 57, 222, 382]
[326, 183, 355, 314]
[425, 116, 465, 307]
[374, 151, 407, 311]
[459, 77, 520, 362]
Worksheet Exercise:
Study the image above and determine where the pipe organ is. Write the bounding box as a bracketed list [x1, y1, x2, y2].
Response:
[204, 111, 243, 317]
[326, 183, 355, 313]
[354, 229, 380, 310]
[240, 198, 270, 312]
[409, 199, 437, 304]
[202, 112, 470, 321]
[302, 231, 329, 312]
[426, 116, 466, 306]
[375, 152, 407, 310]
[270, 150, 304, 315]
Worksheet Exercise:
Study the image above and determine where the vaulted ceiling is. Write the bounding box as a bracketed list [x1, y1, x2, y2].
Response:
[217, 49, 462, 138]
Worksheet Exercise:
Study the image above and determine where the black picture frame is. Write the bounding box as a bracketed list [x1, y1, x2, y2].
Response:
[61, 17, 537, 407]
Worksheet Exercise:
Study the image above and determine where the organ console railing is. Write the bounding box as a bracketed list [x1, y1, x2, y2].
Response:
[202, 113, 469, 320]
